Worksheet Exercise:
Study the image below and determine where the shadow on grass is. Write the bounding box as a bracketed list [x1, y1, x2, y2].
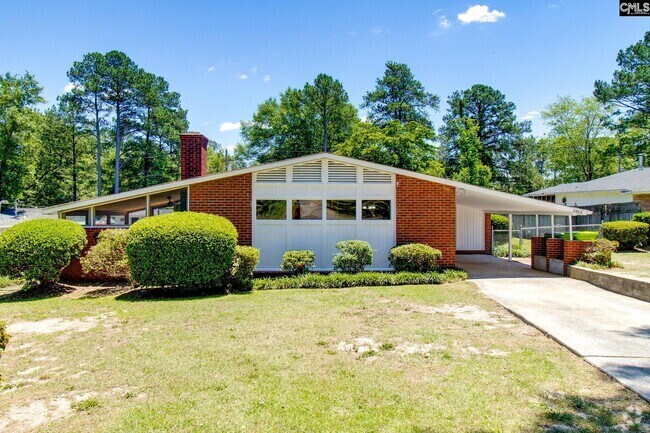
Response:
[535, 392, 649, 432]
[115, 286, 245, 302]
[0, 281, 74, 303]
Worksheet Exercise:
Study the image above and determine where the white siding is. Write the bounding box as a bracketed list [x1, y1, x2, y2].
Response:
[555, 191, 634, 207]
[253, 160, 395, 270]
[456, 205, 485, 251]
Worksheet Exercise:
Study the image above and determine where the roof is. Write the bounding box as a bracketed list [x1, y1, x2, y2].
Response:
[43, 153, 591, 216]
[525, 168, 650, 197]
[0, 207, 54, 228]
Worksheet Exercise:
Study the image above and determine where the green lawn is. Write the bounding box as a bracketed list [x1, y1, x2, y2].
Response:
[611, 251, 650, 281]
[0, 282, 647, 432]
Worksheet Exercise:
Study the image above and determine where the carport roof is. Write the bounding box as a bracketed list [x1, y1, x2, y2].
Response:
[43, 153, 590, 216]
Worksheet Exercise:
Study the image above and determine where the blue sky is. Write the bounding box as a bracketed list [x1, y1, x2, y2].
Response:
[1, 1, 648, 149]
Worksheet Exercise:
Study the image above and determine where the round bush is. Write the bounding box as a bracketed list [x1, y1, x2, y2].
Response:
[81, 229, 130, 280]
[125, 212, 238, 289]
[491, 214, 509, 230]
[0, 219, 87, 286]
[601, 221, 649, 250]
[581, 239, 618, 267]
[332, 240, 373, 273]
[0, 321, 9, 353]
[230, 246, 260, 292]
[632, 212, 650, 225]
[388, 243, 442, 272]
[281, 250, 315, 274]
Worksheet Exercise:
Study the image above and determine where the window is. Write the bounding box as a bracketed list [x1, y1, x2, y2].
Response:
[64, 211, 88, 226]
[292, 200, 322, 220]
[326, 200, 356, 220]
[362, 200, 391, 220]
[256, 200, 287, 220]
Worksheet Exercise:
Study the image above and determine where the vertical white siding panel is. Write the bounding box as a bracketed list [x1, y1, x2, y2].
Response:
[456, 205, 485, 251]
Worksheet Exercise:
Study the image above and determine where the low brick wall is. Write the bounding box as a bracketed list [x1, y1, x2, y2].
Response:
[60, 227, 122, 282]
[530, 237, 593, 276]
[531, 237, 546, 269]
[563, 240, 593, 275]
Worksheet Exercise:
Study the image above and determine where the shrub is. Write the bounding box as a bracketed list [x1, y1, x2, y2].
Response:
[0, 321, 9, 353]
[493, 243, 530, 258]
[491, 214, 509, 230]
[601, 221, 649, 250]
[81, 229, 130, 280]
[125, 212, 238, 289]
[254, 269, 468, 290]
[0, 219, 87, 287]
[632, 211, 650, 225]
[580, 239, 618, 267]
[389, 243, 442, 272]
[281, 250, 315, 274]
[230, 246, 260, 292]
[332, 240, 373, 273]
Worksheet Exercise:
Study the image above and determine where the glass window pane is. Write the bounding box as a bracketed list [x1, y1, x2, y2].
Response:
[65, 214, 87, 225]
[256, 200, 287, 220]
[110, 215, 126, 225]
[292, 200, 322, 220]
[326, 200, 356, 220]
[362, 200, 391, 220]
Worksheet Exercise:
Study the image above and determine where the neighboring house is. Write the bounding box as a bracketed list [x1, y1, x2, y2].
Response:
[524, 165, 650, 221]
[0, 207, 54, 232]
[44, 133, 588, 277]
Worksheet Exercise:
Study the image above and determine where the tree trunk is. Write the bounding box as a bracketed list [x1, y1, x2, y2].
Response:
[114, 102, 121, 194]
[72, 134, 78, 201]
[94, 93, 102, 197]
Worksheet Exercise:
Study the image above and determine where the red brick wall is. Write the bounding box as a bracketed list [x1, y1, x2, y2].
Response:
[61, 227, 122, 282]
[530, 236, 546, 268]
[189, 173, 252, 245]
[545, 238, 564, 273]
[180, 133, 208, 180]
[396, 174, 456, 267]
[563, 240, 593, 275]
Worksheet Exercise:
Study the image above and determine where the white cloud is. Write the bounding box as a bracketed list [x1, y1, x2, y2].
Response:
[207, 66, 216, 72]
[371, 26, 383, 34]
[237, 74, 249, 80]
[262, 75, 271, 82]
[458, 5, 506, 24]
[219, 122, 241, 132]
[63, 82, 78, 93]
[347, 30, 358, 37]
[251, 67, 258, 73]
[433, 8, 443, 16]
[439, 15, 451, 29]
[202, 120, 214, 126]
[521, 110, 540, 121]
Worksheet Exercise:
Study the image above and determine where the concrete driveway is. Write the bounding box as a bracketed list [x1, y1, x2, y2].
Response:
[458, 254, 650, 402]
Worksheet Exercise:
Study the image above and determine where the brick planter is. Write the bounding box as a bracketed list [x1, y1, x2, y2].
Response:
[563, 240, 593, 276]
[530, 237, 546, 268]
[545, 238, 564, 273]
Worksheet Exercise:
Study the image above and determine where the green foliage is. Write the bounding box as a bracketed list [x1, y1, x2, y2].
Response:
[81, 229, 130, 280]
[440, 84, 531, 191]
[601, 221, 649, 250]
[73, 398, 102, 412]
[281, 250, 315, 274]
[361, 61, 440, 127]
[240, 74, 357, 164]
[541, 96, 617, 183]
[0, 72, 44, 201]
[0, 321, 9, 353]
[334, 120, 438, 173]
[581, 239, 619, 267]
[125, 212, 238, 289]
[254, 269, 468, 290]
[493, 243, 530, 258]
[388, 243, 442, 272]
[332, 240, 373, 273]
[491, 214, 509, 230]
[595, 31, 650, 139]
[0, 219, 87, 286]
[229, 246, 260, 292]
[449, 117, 493, 187]
[633, 212, 650, 225]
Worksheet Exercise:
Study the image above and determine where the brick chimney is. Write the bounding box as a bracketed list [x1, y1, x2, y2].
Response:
[180, 132, 208, 180]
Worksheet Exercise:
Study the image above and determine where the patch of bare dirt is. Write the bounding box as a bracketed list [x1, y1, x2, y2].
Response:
[7, 313, 115, 335]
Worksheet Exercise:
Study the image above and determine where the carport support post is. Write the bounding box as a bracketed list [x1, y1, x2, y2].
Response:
[535, 214, 539, 237]
[508, 213, 513, 261]
[569, 215, 573, 240]
[551, 215, 555, 237]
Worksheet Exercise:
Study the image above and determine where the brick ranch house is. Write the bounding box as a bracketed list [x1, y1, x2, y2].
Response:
[44, 132, 589, 279]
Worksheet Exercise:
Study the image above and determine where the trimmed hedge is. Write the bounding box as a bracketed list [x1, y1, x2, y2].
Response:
[0, 219, 87, 286]
[0, 321, 9, 353]
[491, 214, 509, 230]
[230, 246, 260, 292]
[389, 243, 442, 272]
[125, 212, 238, 289]
[254, 269, 468, 290]
[601, 221, 649, 250]
[81, 229, 130, 280]
[632, 212, 650, 225]
[281, 250, 315, 274]
[332, 240, 373, 273]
